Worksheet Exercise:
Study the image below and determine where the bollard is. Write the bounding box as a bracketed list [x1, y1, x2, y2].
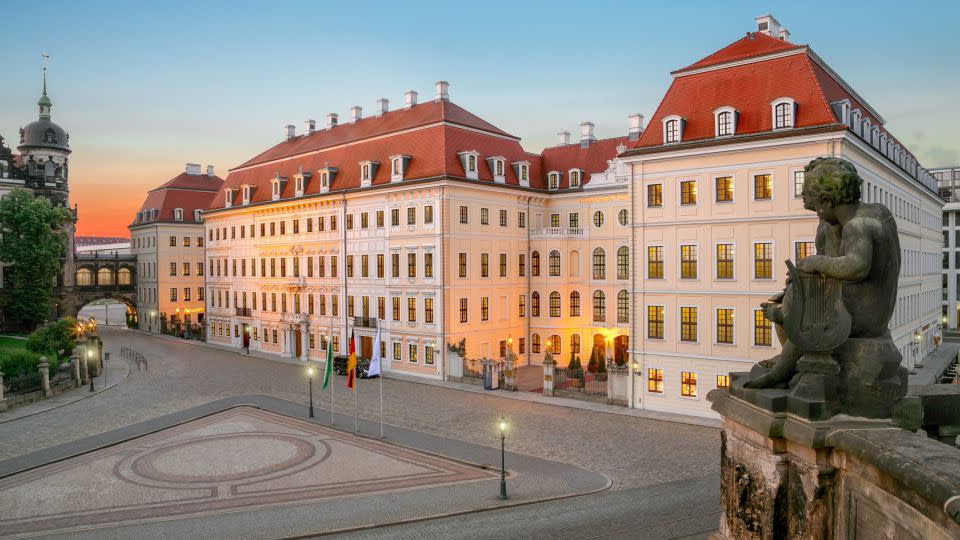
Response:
[38, 357, 51, 397]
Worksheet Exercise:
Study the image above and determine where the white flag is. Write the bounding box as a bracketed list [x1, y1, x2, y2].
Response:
[368, 321, 382, 377]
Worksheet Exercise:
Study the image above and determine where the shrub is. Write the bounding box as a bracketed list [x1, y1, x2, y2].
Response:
[0, 347, 43, 377]
[575, 355, 582, 370]
[26, 317, 77, 364]
[597, 355, 607, 374]
[587, 349, 598, 373]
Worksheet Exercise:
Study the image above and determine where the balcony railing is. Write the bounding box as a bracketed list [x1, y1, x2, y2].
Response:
[530, 227, 585, 239]
[235, 307, 252, 317]
[354, 317, 379, 328]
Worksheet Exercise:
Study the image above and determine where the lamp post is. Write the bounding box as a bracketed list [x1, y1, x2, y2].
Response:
[307, 365, 315, 418]
[88, 347, 95, 392]
[498, 415, 508, 500]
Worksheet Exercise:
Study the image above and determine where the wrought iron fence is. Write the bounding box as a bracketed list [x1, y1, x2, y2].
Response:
[554, 368, 607, 397]
[5, 372, 42, 397]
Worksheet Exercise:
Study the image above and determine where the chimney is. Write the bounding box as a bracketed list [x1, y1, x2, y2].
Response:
[557, 131, 571, 146]
[305, 119, 316, 134]
[285, 124, 296, 140]
[350, 106, 363, 123]
[403, 90, 418, 109]
[434, 80, 449, 101]
[580, 122, 596, 148]
[755, 14, 789, 40]
[376, 98, 389, 116]
[206, 165, 215, 177]
[326, 113, 338, 130]
[628, 114, 645, 141]
[185, 163, 201, 175]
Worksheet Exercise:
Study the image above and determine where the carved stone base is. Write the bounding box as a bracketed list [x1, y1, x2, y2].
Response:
[836, 336, 907, 418]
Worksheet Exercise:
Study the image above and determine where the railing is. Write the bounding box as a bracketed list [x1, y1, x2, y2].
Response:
[530, 227, 586, 238]
[236, 307, 252, 317]
[554, 368, 608, 397]
[353, 317, 378, 329]
[5, 372, 42, 397]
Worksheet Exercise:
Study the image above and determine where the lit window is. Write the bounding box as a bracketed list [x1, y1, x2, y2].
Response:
[680, 307, 698, 342]
[549, 292, 561, 317]
[569, 291, 580, 317]
[592, 248, 606, 279]
[532, 333, 541, 353]
[754, 174, 772, 200]
[618, 209, 628, 226]
[549, 173, 559, 190]
[648, 368, 663, 393]
[793, 170, 805, 198]
[617, 246, 629, 279]
[532, 251, 540, 276]
[549, 250, 561, 276]
[647, 306, 664, 339]
[647, 246, 664, 279]
[716, 308, 734, 344]
[681, 371, 697, 397]
[593, 211, 604, 227]
[593, 290, 606, 322]
[617, 290, 629, 323]
[680, 180, 697, 205]
[570, 170, 581, 187]
[795, 241, 814, 262]
[680, 245, 697, 279]
[717, 374, 730, 388]
[754, 310, 772, 346]
[532, 291, 540, 317]
[754, 243, 773, 279]
[716, 244, 734, 279]
[715, 176, 733, 202]
[647, 184, 663, 207]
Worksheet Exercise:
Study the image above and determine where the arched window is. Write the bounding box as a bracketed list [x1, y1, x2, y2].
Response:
[97, 268, 115, 286]
[618, 209, 629, 226]
[532, 333, 541, 353]
[617, 290, 629, 323]
[570, 333, 581, 354]
[569, 250, 580, 277]
[118, 268, 132, 285]
[532, 291, 541, 317]
[548, 173, 559, 190]
[548, 334, 561, 355]
[570, 170, 581, 187]
[531, 250, 540, 276]
[617, 246, 629, 279]
[549, 291, 561, 317]
[593, 211, 604, 227]
[593, 290, 606, 322]
[715, 108, 736, 137]
[76, 268, 94, 286]
[549, 250, 561, 276]
[772, 98, 795, 129]
[665, 119, 680, 142]
[593, 248, 606, 280]
[570, 291, 581, 317]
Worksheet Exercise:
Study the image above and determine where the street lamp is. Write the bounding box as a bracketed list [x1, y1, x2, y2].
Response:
[498, 415, 508, 500]
[307, 365, 315, 418]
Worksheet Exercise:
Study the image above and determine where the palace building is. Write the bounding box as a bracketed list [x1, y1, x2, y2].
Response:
[202, 84, 636, 378]
[620, 15, 943, 417]
[130, 164, 223, 334]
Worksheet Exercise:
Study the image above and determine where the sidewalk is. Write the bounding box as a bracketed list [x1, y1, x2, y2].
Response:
[125, 328, 722, 428]
[0, 355, 130, 424]
[910, 342, 959, 386]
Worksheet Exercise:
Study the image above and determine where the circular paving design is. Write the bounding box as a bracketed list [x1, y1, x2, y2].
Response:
[130, 433, 316, 484]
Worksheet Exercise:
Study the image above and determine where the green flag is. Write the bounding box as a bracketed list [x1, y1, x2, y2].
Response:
[322, 322, 334, 390]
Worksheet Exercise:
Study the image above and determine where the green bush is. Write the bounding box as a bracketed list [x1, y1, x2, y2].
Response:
[26, 317, 77, 364]
[597, 355, 607, 374]
[0, 347, 43, 377]
[587, 349, 598, 373]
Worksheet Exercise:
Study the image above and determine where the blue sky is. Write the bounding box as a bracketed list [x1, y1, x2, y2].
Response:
[2, 0, 958, 235]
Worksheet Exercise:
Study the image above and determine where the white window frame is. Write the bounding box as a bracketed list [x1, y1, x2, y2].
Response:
[679, 242, 699, 280]
[319, 170, 331, 193]
[713, 240, 736, 281]
[662, 114, 683, 143]
[295, 175, 305, 197]
[519, 163, 529, 185]
[714, 305, 736, 346]
[752, 170, 775, 201]
[792, 237, 816, 264]
[193, 209, 202, 221]
[712, 173, 735, 204]
[679, 178, 698, 206]
[548, 171, 560, 191]
[770, 97, 796, 130]
[242, 185, 251, 205]
[491, 156, 506, 184]
[458, 151, 480, 180]
[226, 189, 235, 207]
[271, 180, 281, 201]
[173, 208, 183, 221]
[677, 304, 700, 344]
[752, 240, 776, 281]
[713, 106, 737, 137]
[568, 169, 583, 188]
[791, 169, 805, 198]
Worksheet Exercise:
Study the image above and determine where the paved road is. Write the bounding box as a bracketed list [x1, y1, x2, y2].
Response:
[0, 327, 721, 538]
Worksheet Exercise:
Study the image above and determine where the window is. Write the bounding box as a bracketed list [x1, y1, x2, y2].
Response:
[519, 294, 526, 317]
[680, 180, 697, 205]
[460, 298, 468, 322]
[593, 211, 604, 227]
[468, 154, 476, 172]
[680, 245, 697, 279]
[169, 235, 177, 247]
[407, 207, 416, 225]
[550, 213, 560, 228]
[478, 253, 490, 277]
[360, 213, 367, 229]
[499, 254, 507, 277]
[499, 209, 507, 227]
[425, 344, 435, 365]
[548, 334, 561, 355]
[773, 99, 794, 129]
[519, 254, 525, 276]
[680, 306, 698, 342]
[346, 255, 354, 278]
[570, 291, 581, 317]
[182, 236, 191, 247]
[717, 308, 734, 344]
[648, 369, 663, 393]
[532, 334, 540, 354]
[459, 206, 468, 224]
[716, 109, 734, 136]
[518, 211, 526, 228]
[480, 208, 489, 225]
[716, 244, 734, 279]
[754, 174, 772, 200]
[754, 310, 772, 346]
[795, 241, 814, 262]
[593, 290, 606, 322]
[425, 298, 434, 323]
[793, 170, 805, 198]
[532, 251, 540, 276]
[570, 170, 581, 187]
[391, 297, 401, 321]
[408, 297, 417, 322]
[570, 212, 580, 228]
[459, 253, 467, 278]
[592, 248, 606, 279]
[377, 254, 384, 278]
[408, 253, 417, 278]
[570, 334, 581, 354]
[648, 246, 664, 279]
[549, 291, 561, 317]
[532, 291, 540, 317]
[425, 253, 433, 278]
[548, 173, 559, 190]
[391, 208, 400, 226]
[617, 290, 629, 323]
[618, 209, 628, 226]
[647, 184, 663, 207]
[549, 250, 561, 276]
[481, 297, 489, 321]
[664, 118, 681, 143]
[170, 288, 178, 301]
[346, 214, 353, 229]
[617, 246, 629, 279]
[169, 262, 177, 276]
[754, 243, 773, 279]
[377, 210, 384, 227]
[715, 176, 733, 202]
[361, 255, 369, 277]
[647, 306, 664, 339]
[392, 253, 399, 278]
[681, 371, 697, 397]
[409, 343, 418, 363]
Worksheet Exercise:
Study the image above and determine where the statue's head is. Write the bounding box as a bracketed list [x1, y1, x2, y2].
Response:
[802, 157, 862, 224]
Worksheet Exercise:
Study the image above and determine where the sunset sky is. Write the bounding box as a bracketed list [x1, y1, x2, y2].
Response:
[3, 0, 958, 237]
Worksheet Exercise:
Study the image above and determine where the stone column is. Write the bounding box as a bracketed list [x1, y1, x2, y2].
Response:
[71, 354, 81, 385]
[301, 324, 309, 361]
[542, 357, 556, 397]
[38, 357, 51, 397]
[502, 349, 517, 391]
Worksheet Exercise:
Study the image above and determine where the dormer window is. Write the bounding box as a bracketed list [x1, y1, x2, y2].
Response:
[242, 185, 252, 205]
[851, 109, 862, 136]
[173, 208, 184, 221]
[771, 98, 796, 129]
[317, 167, 337, 193]
[485, 156, 506, 183]
[359, 160, 380, 187]
[714, 107, 737, 137]
[271, 180, 281, 200]
[225, 189, 235, 208]
[548, 172, 560, 190]
[194, 209, 202, 221]
[457, 151, 480, 180]
[294, 169, 311, 197]
[568, 169, 583, 188]
[389, 155, 412, 183]
[662, 115, 684, 143]
[512, 161, 530, 188]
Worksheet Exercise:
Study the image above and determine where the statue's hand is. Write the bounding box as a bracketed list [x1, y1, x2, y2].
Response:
[760, 301, 782, 324]
[797, 255, 827, 274]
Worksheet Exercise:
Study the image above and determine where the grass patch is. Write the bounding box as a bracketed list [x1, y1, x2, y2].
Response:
[0, 336, 28, 350]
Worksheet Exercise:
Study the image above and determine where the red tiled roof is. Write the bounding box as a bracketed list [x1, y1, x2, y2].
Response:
[633, 53, 838, 148]
[132, 172, 223, 225]
[236, 100, 517, 170]
[542, 137, 628, 189]
[675, 32, 802, 73]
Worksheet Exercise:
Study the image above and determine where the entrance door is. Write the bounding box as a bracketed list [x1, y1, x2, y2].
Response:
[614, 335, 629, 365]
[242, 324, 250, 348]
[593, 334, 606, 362]
[294, 329, 302, 357]
[361, 335, 373, 360]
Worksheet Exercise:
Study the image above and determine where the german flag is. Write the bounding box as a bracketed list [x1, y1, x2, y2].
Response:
[346, 331, 357, 390]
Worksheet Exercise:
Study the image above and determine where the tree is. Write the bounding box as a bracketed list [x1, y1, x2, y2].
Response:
[587, 348, 598, 373]
[26, 317, 78, 365]
[0, 188, 71, 329]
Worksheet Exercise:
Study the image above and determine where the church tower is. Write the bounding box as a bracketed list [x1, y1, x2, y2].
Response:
[16, 62, 72, 207]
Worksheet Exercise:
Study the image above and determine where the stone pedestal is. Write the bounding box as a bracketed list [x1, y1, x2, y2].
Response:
[71, 354, 81, 384]
[606, 366, 629, 406]
[38, 358, 51, 397]
[542, 359, 555, 397]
